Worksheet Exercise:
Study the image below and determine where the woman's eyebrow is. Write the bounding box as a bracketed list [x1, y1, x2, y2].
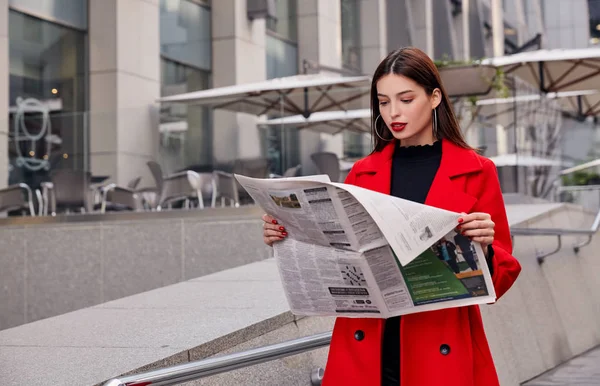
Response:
[377, 90, 414, 98]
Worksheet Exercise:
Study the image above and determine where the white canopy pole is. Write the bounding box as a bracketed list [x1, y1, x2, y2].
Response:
[425, 0, 434, 58]
[280, 93, 285, 174]
[462, 0, 470, 61]
[491, 0, 504, 57]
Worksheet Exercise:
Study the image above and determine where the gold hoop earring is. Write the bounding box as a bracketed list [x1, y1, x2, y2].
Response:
[374, 114, 392, 142]
[433, 108, 439, 139]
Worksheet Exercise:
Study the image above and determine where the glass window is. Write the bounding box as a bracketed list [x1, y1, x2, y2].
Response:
[160, 0, 212, 71]
[267, 0, 297, 42]
[266, 34, 298, 79]
[265, 1, 299, 175]
[589, 0, 600, 45]
[160, 0, 213, 173]
[341, 1, 365, 158]
[160, 59, 213, 174]
[8, 10, 87, 188]
[341, 0, 361, 72]
[9, 0, 87, 30]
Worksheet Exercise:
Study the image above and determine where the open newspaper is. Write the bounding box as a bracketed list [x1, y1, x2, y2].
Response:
[235, 174, 496, 318]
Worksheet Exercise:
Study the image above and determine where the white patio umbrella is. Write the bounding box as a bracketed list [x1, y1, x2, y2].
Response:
[156, 67, 503, 172]
[488, 153, 569, 167]
[157, 66, 498, 116]
[473, 89, 600, 120]
[256, 109, 371, 135]
[481, 48, 600, 92]
[157, 73, 371, 117]
[158, 73, 373, 173]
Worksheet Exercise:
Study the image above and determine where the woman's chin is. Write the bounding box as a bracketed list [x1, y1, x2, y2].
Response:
[390, 130, 414, 140]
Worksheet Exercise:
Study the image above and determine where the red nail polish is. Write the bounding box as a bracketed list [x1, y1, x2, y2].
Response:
[279, 226, 285, 231]
[282, 232, 288, 236]
[458, 218, 464, 223]
[272, 220, 278, 224]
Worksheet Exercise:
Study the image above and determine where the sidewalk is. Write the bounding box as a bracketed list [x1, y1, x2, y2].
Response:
[523, 346, 600, 386]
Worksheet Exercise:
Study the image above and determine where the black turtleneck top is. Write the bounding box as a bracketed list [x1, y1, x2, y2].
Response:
[382, 140, 442, 385]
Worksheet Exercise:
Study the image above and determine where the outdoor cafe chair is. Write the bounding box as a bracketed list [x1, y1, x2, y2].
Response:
[0, 183, 37, 216]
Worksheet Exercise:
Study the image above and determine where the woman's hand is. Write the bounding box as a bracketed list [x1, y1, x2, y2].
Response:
[457, 212, 495, 256]
[262, 213, 288, 247]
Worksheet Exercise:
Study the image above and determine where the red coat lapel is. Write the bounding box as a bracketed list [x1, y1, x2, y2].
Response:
[351, 139, 482, 214]
[352, 140, 395, 195]
[424, 140, 481, 214]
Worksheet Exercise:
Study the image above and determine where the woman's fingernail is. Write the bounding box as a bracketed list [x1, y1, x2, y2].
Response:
[458, 218, 464, 223]
[279, 226, 285, 231]
[282, 232, 288, 236]
[272, 220, 278, 224]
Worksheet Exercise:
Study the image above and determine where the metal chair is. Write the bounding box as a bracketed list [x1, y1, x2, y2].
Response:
[0, 183, 37, 216]
[127, 176, 142, 190]
[310, 152, 341, 182]
[161, 170, 209, 209]
[99, 185, 142, 213]
[98, 177, 144, 213]
[135, 161, 165, 210]
[141, 162, 210, 210]
[269, 164, 302, 178]
[233, 157, 269, 204]
[43, 170, 93, 215]
[212, 171, 240, 207]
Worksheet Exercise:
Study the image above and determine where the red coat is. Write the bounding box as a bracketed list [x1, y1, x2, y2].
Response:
[322, 139, 522, 386]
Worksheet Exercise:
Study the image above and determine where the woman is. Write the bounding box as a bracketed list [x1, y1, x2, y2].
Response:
[262, 47, 521, 386]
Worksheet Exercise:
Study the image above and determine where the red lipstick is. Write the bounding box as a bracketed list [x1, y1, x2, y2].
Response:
[390, 122, 407, 132]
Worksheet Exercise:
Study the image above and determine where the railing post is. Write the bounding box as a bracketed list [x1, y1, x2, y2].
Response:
[311, 367, 324, 386]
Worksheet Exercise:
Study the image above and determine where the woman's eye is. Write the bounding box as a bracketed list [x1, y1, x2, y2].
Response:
[401, 99, 413, 104]
[379, 101, 388, 106]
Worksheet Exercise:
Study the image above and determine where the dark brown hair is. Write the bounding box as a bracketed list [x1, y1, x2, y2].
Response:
[371, 47, 471, 152]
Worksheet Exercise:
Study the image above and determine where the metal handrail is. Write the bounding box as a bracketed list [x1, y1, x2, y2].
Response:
[510, 208, 600, 264]
[103, 332, 332, 386]
[102, 210, 600, 385]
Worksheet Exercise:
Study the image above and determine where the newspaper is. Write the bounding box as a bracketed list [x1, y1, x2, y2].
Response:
[235, 174, 496, 318]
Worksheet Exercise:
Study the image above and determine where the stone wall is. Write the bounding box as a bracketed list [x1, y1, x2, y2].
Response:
[0, 207, 270, 330]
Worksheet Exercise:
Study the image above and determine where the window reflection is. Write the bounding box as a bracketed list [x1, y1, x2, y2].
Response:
[341, 0, 361, 72]
[341, 0, 366, 159]
[8, 10, 87, 188]
[589, 0, 600, 45]
[159, 0, 213, 174]
[265, 2, 299, 176]
[267, 0, 297, 42]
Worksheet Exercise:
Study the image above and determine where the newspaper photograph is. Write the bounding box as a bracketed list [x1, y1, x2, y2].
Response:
[235, 174, 496, 318]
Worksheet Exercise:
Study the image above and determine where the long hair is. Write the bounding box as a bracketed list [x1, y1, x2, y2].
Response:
[371, 47, 471, 152]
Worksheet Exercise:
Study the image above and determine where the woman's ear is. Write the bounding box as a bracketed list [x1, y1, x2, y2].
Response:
[431, 88, 442, 109]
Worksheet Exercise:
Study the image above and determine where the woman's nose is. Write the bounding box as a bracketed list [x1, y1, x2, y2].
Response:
[390, 103, 402, 118]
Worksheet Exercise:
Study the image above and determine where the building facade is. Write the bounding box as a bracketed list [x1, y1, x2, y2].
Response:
[0, 0, 596, 191]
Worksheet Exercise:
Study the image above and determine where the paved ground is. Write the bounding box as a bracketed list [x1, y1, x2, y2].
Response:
[524, 346, 600, 386]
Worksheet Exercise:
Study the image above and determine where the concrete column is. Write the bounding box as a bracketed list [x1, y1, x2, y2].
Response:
[462, 0, 470, 60]
[356, 0, 386, 155]
[359, 0, 387, 75]
[211, 0, 266, 164]
[297, 0, 343, 176]
[408, 0, 428, 55]
[425, 0, 433, 57]
[491, 0, 505, 57]
[0, 0, 8, 188]
[89, 0, 160, 186]
[386, 0, 413, 52]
